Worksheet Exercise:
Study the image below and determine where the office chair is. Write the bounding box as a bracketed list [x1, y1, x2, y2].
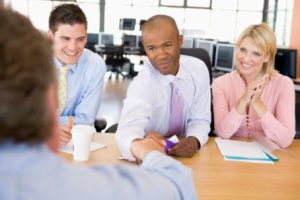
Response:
[180, 48, 212, 84]
[105, 123, 118, 133]
[106, 48, 215, 136]
[180, 48, 215, 136]
[94, 118, 107, 132]
[104, 46, 130, 79]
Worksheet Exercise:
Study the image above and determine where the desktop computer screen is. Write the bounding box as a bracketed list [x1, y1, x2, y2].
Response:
[123, 35, 140, 48]
[86, 33, 99, 51]
[119, 18, 136, 30]
[275, 48, 297, 79]
[194, 39, 216, 64]
[98, 33, 114, 47]
[140, 19, 146, 30]
[182, 38, 194, 48]
[87, 33, 99, 45]
[214, 43, 235, 72]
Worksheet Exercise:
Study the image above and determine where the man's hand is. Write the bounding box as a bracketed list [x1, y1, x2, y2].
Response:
[59, 125, 72, 146]
[130, 137, 165, 162]
[167, 136, 200, 157]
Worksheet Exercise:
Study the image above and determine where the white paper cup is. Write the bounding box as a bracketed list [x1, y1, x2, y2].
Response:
[71, 125, 94, 161]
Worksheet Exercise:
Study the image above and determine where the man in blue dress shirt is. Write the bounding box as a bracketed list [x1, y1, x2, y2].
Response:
[47, 4, 106, 145]
[0, 6, 196, 200]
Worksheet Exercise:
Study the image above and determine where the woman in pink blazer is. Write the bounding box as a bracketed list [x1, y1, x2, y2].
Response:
[212, 23, 295, 148]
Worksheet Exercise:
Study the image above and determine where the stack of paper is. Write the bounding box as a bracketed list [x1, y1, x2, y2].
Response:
[215, 138, 279, 164]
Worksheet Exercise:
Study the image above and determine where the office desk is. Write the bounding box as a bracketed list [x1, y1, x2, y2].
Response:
[59, 135, 300, 200]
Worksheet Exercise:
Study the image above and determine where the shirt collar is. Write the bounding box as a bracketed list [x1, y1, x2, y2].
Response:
[146, 56, 186, 86]
[54, 57, 77, 72]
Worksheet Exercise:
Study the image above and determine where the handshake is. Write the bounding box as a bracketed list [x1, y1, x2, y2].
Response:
[130, 131, 200, 163]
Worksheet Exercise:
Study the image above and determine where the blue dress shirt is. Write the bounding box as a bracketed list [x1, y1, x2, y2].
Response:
[0, 143, 197, 200]
[55, 48, 106, 126]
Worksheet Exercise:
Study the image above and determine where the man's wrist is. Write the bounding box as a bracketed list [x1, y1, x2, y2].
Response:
[187, 136, 200, 149]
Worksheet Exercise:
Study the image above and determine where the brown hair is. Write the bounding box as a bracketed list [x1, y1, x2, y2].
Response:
[236, 23, 277, 75]
[0, 7, 55, 144]
[49, 3, 87, 33]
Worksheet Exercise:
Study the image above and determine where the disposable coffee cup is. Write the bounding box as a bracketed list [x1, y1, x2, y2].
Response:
[71, 125, 94, 161]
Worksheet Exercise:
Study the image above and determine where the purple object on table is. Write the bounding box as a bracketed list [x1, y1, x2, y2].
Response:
[164, 139, 177, 152]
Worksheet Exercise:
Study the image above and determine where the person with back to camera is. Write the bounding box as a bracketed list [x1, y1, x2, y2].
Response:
[0, 6, 196, 200]
[116, 14, 211, 161]
[47, 4, 106, 146]
[212, 23, 295, 148]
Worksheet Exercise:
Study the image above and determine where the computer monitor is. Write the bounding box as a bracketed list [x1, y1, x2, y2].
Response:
[86, 33, 99, 51]
[123, 35, 139, 48]
[98, 32, 114, 47]
[182, 38, 194, 48]
[214, 43, 235, 72]
[87, 33, 98, 45]
[194, 39, 216, 64]
[275, 48, 297, 79]
[119, 18, 136, 31]
[140, 19, 146, 31]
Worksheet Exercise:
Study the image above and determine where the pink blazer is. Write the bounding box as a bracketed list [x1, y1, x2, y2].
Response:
[212, 71, 295, 148]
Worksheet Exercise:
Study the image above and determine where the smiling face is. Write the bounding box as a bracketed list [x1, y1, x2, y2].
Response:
[142, 18, 182, 76]
[235, 37, 270, 81]
[48, 23, 87, 65]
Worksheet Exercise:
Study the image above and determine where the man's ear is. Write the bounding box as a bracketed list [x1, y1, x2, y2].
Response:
[178, 34, 183, 47]
[47, 30, 54, 40]
[46, 83, 60, 153]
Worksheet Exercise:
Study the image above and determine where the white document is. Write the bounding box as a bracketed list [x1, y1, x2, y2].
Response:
[60, 140, 107, 154]
[215, 137, 279, 164]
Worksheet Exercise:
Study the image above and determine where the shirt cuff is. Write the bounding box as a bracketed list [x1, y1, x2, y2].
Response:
[121, 135, 144, 161]
[231, 107, 245, 120]
[141, 151, 168, 167]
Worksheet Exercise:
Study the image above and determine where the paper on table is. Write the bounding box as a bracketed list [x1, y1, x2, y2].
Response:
[215, 137, 278, 164]
[60, 140, 107, 154]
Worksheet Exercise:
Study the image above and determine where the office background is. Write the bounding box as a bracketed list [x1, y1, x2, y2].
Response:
[3, 0, 294, 44]
[4, 0, 300, 78]
[4, 0, 300, 136]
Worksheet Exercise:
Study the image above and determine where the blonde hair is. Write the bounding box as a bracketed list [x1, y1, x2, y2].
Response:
[236, 23, 277, 76]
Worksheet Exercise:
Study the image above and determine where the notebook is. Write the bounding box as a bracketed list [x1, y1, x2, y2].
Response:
[215, 137, 279, 164]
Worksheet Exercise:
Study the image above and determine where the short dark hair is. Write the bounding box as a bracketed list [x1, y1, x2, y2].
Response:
[142, 15, 180, 37]
[0, 7, 55, 144]
[49, 3, 87, 33]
